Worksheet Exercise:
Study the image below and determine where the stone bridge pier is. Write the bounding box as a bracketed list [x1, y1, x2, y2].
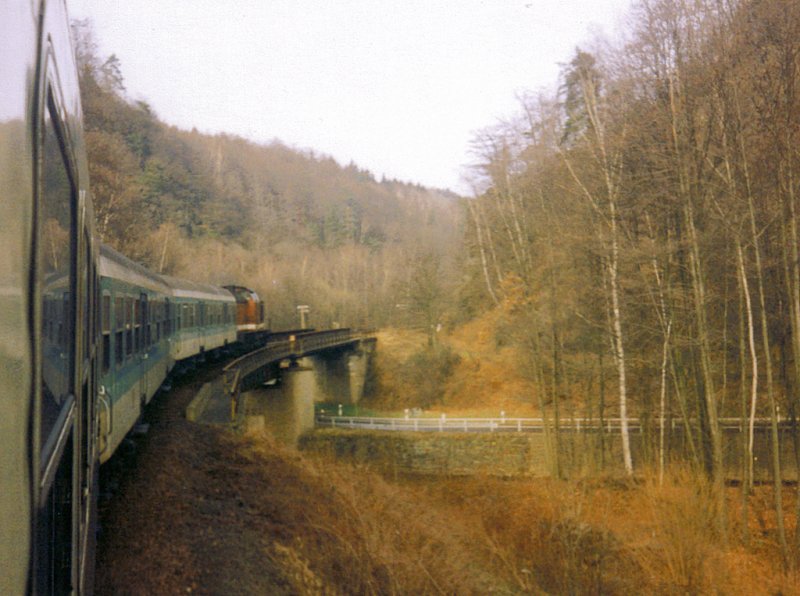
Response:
[284, 340, 374, 405]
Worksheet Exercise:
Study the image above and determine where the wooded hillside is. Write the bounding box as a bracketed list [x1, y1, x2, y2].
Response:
[73, 20, 462, 331]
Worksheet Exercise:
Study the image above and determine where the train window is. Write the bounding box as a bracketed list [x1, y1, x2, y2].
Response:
[90, 246, 97, 356]
[115, 296, 124, 365]
[114, 297, 123, 328]
[133, 298, 141, 353]
[125, 297, 133, 357]
[42, 300, 50, 340]
[82, 232, 90, 362]
[141, 294, 149, 350]
[165, 299, 171, 337]
[101, 294, 111, 374]
[39, 88, 75, 455]
[154, 301, 160, 342]
[102, 295, 111, 333]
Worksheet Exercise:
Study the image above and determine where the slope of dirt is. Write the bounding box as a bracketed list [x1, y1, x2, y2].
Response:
[95, 369, 294, 595]
[95, 368, 512, 595]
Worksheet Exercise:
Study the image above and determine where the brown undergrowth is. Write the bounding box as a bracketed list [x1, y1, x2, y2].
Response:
[413, 468, 798, 595]
[97, 364, 798, 595]
[95, 373, 512, 594]
[238, 430, 509, 594]
[98, 391, 798, 595]
[249, 432, 799, 594]
[369, 323, 540, 416]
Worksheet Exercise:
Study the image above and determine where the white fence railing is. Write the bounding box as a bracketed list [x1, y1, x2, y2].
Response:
[314, 415, 795, 433]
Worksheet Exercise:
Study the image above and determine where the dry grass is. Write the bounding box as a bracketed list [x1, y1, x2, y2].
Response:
[239, 429, 799, 595]
[239, 429, 513, 594]
[414, 469, 799, 595]
[98, 314, 799, 594]
[98, 376, 798, 595]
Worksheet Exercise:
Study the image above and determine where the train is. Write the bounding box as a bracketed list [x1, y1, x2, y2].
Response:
[0, 2, 265, 593]
[97, 246, 266, 461]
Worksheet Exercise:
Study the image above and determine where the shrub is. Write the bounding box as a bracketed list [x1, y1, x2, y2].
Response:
[404, 345, 460, 408]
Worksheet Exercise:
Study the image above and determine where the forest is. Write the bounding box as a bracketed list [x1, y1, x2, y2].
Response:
[459, 0, 800, 565]
[76, 0, 800, 571]
[72, 19, 462, 333]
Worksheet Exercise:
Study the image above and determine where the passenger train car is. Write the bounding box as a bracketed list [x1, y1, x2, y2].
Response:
[164, 275, 237, 362]
[0, 3, 266, 592]
[97, 245, 173, 461]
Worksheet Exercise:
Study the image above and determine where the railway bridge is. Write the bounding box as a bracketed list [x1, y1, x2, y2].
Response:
[187, 328, 376, 426]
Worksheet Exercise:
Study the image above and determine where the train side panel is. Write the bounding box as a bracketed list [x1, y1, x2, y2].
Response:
[0, 5, 39, 593]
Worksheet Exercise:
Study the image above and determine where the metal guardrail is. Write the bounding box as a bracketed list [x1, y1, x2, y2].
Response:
[224, 329, 363, 422]
[315, 415, 798, 433]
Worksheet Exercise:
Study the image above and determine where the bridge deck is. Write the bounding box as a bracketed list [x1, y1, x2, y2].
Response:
[187, 329, 374, 424]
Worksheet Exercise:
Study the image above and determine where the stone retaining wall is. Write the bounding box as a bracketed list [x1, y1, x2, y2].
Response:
[299, 427, 800, 480]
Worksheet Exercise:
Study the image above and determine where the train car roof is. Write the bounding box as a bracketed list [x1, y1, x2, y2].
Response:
[99, 244, 171, 294]
[161, 275, 236, 302]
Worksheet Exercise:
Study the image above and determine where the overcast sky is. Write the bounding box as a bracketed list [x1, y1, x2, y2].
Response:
[68, 0, 631, 194]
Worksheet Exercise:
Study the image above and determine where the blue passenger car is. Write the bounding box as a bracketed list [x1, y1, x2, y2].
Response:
[97, 245, 173, 462]
[161, 275, 237, 362]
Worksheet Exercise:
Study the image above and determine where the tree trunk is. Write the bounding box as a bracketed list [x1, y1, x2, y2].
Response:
[736, 241, 758, 492]
[684, 199, 726, 537]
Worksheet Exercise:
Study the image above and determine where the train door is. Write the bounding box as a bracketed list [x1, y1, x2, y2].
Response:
[37, 78, 79, 593]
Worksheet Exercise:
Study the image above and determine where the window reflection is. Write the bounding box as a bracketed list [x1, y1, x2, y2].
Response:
[40, 91, 74, 452]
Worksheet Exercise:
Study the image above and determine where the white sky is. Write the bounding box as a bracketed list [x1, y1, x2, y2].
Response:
[68, 0, 631, 194]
